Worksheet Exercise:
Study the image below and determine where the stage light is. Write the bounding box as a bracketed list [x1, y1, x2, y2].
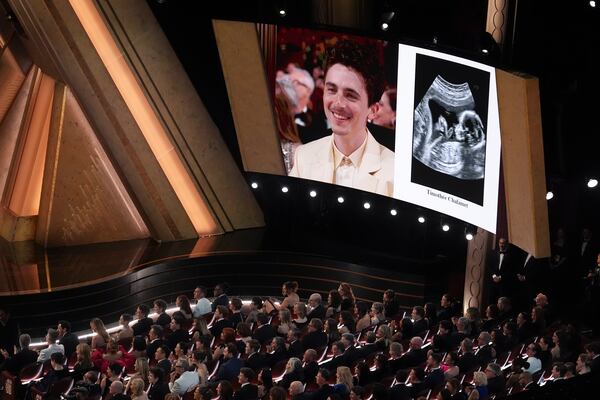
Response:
[442, 224, 450, 232]
[482, 48, 489, 54]
[379, 11, 394, 31]
[546, 191, 554, 200]
[418, 216, 425, 223]
[309, 190, 317, 198]
[587, 178, 598, 188]
[390, 209, 397, 216]
[279, 9, 286, 16]
[337, 196, 345, 204]
[363, 202, 371, 209]
[590, 1, 596, 8]
[250, 182, 258, 189]
[465, 225, 476, 241]
[281, 186, 289, 193]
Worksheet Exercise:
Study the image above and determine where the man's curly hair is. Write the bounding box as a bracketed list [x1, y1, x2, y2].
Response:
[325, 39, 385, 107]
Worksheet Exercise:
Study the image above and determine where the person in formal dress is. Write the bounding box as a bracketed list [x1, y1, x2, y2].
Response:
[307, 293, 326, 321]
[154, 300, 172, 327]
[289, 40, 394, 197]
[488, 238, 518, 303]
[0, 333, 38, 375]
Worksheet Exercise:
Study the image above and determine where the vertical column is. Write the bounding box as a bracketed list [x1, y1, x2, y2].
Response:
[464, 228, 494, 312]
[486, 0, 509, 46]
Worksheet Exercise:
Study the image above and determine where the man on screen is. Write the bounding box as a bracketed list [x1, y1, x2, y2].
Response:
[289, 40, 394, 196]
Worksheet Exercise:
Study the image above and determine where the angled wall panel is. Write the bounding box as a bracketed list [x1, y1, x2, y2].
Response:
[37, 83, 149, 247]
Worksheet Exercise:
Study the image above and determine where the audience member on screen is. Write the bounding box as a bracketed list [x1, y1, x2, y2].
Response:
[289, 40, 394, 197]
[371, 87, 396, 130]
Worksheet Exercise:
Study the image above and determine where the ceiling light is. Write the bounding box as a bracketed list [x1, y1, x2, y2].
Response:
[281, 186, 289, 193]
[587, 178, 598, 188]
[390, 209, 397, 216]
[337, 196, 344, 203]
[418, 216, 425, 223]
[309, 190, 317, 198]
[442, 224, 450, 232]
[363, 202, 371, 209]
[546, 191, 554, 200]
[250, 182, 258, 189]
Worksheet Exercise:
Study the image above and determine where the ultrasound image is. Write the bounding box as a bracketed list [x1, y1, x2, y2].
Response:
[412, 75, 486, 180]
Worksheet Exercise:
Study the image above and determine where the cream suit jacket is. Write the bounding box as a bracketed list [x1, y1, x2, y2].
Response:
[289, 131, 395, 197]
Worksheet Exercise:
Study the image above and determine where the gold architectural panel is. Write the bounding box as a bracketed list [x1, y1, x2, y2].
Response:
[213, 20, 285, 175]
[0, 46, 26, 124]
[0, 63, 35, 200]
[36, 84, 149, 247]
[7, 69, 53, 216]
[496, 70, 550, 258]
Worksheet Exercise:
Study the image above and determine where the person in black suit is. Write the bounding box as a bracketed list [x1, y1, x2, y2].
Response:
[230, 298, 244, 327]
[301, 319, 328, 351]
[153, 299, 172, 328]
[212, 283, 230, 312]
[450, 317, 469, 349]
[253, 313, 276, 346]
[154, 345, 172, 376]
[133, 304, 154, 337]
[488, 237, 518, 303]
[234, 368, 259, 400]
[244, 339, 267, 372]
[323, 341, 345, 372]
[307, 294, 326, 322]
[395, 337, 426, 370]
[301, 349, 319, 383]
[389, 370, 411, 400]
[0, 333, 38, 375]
[146, 325, 164, 362]
[287, 329, 304, 359]
[56, 320, 79, 359]
[437, 294, 455, 323]
[289, 380, 309, 400]
[432, 320, 454, 353]
[167, 313, 190, 351]
[411, 306, 429, 337]
[147, 366, 170, 400]
[383, 289, 400, 319]
[484, 363, 505, 396]
[307, 369, 333, 400]
[0, 307, 18, 360]
[340, 333, 360, 366]
[585, 341, 600, 374]
[108, 380, 130, 400]
[387, 342, 404, 374]
[421, 353, 445, 393]
[266, 337, 288, 368]
[279, 358, 304, 390]
[210, 305, 234, 339]
[457, 338, 479, 374]
[211, 343, 244, 383]
[29, 352, 70, 395]
[475, 331, 496, 368]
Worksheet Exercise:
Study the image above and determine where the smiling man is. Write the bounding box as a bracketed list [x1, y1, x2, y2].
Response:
[289, 40, 394, 196]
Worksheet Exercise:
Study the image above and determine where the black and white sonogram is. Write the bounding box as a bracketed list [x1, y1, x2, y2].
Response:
[413, 76, 486, 179]
[410, 54, 490, 205]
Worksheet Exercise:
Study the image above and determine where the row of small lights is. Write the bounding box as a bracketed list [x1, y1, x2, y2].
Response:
[250, 181, 475, 240]
[546, 178, 598, 200]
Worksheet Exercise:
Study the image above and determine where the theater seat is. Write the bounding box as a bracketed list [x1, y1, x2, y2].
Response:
[30, 377, 74, 400]
[19, 363, 44, 385]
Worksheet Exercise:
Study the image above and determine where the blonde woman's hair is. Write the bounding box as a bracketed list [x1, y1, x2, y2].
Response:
[279, 309, 292, 324]
[90, 318, 110, 342]
[473, 371, 488, 386]
[336, 366, 354, 390]
[129, 378, 145, 396]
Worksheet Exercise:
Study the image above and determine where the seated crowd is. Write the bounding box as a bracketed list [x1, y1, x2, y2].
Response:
[1, 280, 599, 400]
